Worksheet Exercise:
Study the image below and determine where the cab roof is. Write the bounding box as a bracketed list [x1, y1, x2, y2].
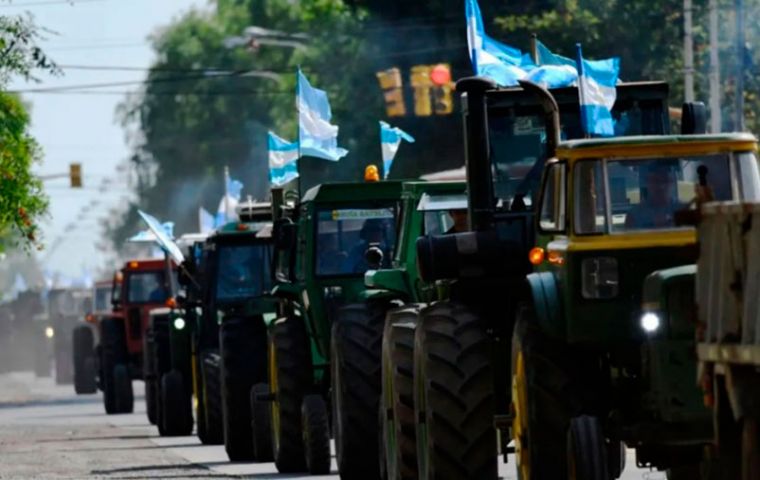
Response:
[301, 180, 402, 204]
[556, 133, 757, 160]
[401, 180, 466, 197]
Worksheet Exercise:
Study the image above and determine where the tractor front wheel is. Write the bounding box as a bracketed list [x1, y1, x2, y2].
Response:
[301, 394, 331, 475]
[201, 352, 224, 444]
[567, 415, 609, 480]
[250, 383, 273, 461]
[160, 370, 193, 436]
[72, 325, 96, 394]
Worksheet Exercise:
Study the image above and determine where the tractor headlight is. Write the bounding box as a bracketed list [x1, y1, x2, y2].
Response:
[640, 312, 661, 333]
[173, 317, 186, 331]
[44, 326, 55, 338]
[581, 257, 619, 299]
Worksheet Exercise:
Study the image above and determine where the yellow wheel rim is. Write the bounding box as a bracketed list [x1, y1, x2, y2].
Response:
[269, 337, 281, 453]
[512, 350, 530, 479]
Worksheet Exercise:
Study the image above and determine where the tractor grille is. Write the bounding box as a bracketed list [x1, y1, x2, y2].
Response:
[128, 307, 142, 340]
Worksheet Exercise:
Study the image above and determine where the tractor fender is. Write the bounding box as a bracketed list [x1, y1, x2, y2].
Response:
[525, 271, 564, 340]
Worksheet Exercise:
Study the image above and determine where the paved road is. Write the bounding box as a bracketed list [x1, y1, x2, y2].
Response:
[0, 372, 664, 479]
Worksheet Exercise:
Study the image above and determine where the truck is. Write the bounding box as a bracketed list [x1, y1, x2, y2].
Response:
[99, 259, 175, 414]
[654, 189, 760, 479]
[267, 180, 402, 476]
[410, 76, 683, 479]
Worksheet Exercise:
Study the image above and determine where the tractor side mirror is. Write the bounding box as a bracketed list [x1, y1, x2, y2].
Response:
[681, 102, 707, 134]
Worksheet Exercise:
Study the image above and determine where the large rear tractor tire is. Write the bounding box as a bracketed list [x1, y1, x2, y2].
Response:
[250, 383, 273, 461]
[159, 370, 193, 436]
[101, 318, 133, 414]
[567, 415, 609, 480]
[73, 325, 97, 394]
[220, 316, 268, 461]
[512, 306, 578, 480]
[201, 352, 224, 444]
[332, 301, 389, 479]
[381, 306, 419, 480]
[302, 394, 331, 475]
[269, 316, 311, 473]
[414, 302, 496, 480]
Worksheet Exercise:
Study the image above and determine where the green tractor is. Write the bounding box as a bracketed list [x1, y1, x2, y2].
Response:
[266, 180, 402, 476]
[410, 77, 677, 479]
[361, 180, 468, 478]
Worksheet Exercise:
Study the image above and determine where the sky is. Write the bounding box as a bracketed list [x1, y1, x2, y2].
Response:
[5, 0, 206, 281]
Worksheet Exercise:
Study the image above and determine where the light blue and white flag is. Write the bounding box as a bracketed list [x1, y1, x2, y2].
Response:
[198, 207, 215, 234]
[268, 131, 299, 186]
[129, 222, 175, 243]
[226, 177, 243, 201]
[137, 210, 185, 264]
[465, 0, 527, 87]
[218, 174, 243, 224]
[380, 121, 415, 179]
[297, 69, 348, 161]
[576, 44, 620, 137]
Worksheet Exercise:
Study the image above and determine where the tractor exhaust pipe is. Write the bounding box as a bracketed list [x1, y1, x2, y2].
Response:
[517, 79, 561, 159]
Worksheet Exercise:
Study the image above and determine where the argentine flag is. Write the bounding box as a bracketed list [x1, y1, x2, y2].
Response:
[217, 175, 243, 224]
[576, 44, 620, 137]
[465, 0, 527, 87]
[198, 207, 215, 234]
[137, 211, 185, 264]
[380, 121, 415, 179]
[268, 131, 299, 187]
[297, 69, 348, 161]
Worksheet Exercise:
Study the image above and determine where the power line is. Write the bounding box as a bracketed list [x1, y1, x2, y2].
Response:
[0, 0, 107, 8]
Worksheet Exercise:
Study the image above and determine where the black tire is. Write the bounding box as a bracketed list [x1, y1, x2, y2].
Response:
[160, 370, 194, 436]
[302, 394, 331, 475]
[54, 338, 73, 385]
[332, 301, 388, 479]
[251, 383, 273, 462]
[101, 318, 130, 414]
[567, 415, 609, 480]
[269, 316, 312, 473]
[607, 440, 626, 479]
[145, 377, 158, 425]
[112, 364, 134, 413]
[715, 375, 741, 480]
[201, 352, 224, 444]
[742, 417, 760, 480]
[381, 306, 419, 480]
[414, 302, 496, 480]
[73, 326, 96, 394]
[512, 306, 578, 480]
[220, 316, 268, 461]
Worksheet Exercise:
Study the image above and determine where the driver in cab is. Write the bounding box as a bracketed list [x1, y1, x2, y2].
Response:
[343, 218, 391, 274]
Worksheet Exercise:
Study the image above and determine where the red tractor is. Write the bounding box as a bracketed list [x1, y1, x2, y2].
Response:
[98, 259, 175, 414]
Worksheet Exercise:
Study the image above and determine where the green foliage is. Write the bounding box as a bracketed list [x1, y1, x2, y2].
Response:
[0, 8, 55, 251]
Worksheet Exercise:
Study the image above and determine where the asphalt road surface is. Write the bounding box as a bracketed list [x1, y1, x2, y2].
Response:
[0, 372, 663, 479]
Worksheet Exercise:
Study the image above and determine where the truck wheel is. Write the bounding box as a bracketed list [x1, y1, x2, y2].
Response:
[251, 383, 273, 461]
[567, 415, 609, 480]
[73, 326, 96, 394]
[302, 394, 331, 475]
[381, 306, 419, 480]
[269, 316, 311, 473]
[331, 301, 388, 479]
[220, 316, 268, 461]
[201, 352, 224, 444]
[607, 440, 626, 479]
[413, 302, 496, 480]
[160, 370, 193, 436]
[512, 306, 575, 480]
[101, 318, 130, 414]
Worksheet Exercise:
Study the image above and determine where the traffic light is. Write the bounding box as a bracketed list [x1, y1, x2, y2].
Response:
[69, 163, 82, 188]
[410, 65, 433, 117]
[376, 67, 406, 117]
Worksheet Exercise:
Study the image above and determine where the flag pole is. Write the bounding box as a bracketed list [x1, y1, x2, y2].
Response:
[575, 43, 590, 139]
[296, 68, 303, 197]
[224, 165, 230, 223]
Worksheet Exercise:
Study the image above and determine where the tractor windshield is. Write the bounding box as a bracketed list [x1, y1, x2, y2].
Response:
[214, 243, 272, 302]
[126, 270, 173, 304]
[574, 152, 760, 234]
[315, 206, 398, 277]
[94, 286, 110, 312]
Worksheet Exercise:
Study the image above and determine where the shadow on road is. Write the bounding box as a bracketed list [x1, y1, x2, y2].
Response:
[37, 433, 158, 443]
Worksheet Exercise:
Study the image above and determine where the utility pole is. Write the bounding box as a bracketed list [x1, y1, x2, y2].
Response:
[709, 0, 721, 132]
[684, 0, 695, 102]
[735, 0, 746, 131]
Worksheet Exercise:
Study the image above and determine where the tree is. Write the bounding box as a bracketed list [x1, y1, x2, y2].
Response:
[0, 10, 55, 251]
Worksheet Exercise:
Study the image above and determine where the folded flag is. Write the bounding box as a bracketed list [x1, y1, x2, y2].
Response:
[576, 43, 620, 137]
[380, 121, 415, 179]
[137, 211, 185, 264]
[297, 69, 348, 161]
[268, 131, 299, 187]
